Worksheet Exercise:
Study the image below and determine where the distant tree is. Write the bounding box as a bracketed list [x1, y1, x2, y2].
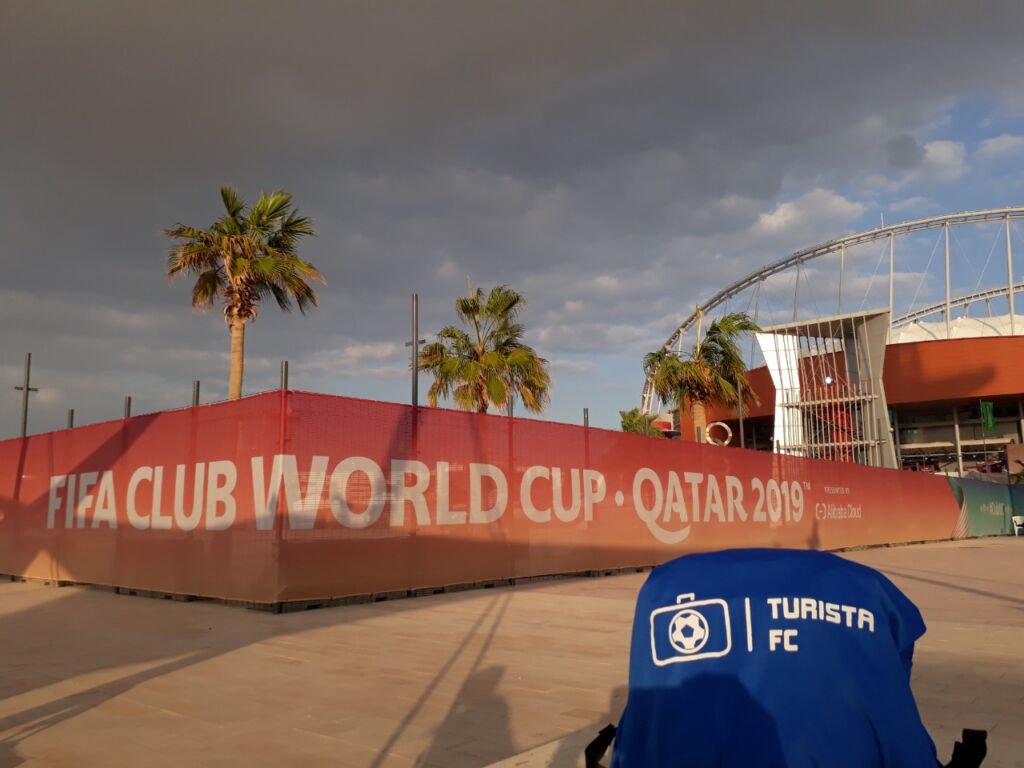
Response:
[619, 408, 665, 438]
[643, 312, 759, 442]
[165, 186, 322, 400]
[419, 285, 551, 414]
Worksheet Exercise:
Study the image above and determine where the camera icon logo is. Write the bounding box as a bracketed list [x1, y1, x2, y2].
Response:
[649, 593, 732, 667]
[669, 609, 709, 654]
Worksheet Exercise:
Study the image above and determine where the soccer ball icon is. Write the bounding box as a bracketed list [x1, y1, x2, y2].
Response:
[669, 609, 710, 654]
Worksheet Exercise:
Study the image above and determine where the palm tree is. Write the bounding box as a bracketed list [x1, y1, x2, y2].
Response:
[419, 285, 551, 414]
[619, 408, 665, 438]
[644, 311, 759, 442]
[165, 186, 322, 400]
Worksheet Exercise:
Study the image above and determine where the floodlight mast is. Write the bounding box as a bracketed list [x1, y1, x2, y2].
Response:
[641, 206, 1024, 414]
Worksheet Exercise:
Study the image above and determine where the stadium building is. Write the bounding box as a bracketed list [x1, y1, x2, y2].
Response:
[642, 207, 1024, 477]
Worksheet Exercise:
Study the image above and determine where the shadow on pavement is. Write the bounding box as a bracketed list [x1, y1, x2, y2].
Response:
[0, 584, 517, 766]
[544, 685, 627, 768]
[417, 665, 515, 768]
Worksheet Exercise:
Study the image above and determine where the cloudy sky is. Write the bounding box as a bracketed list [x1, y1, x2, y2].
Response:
[3, 1, 1024, 436]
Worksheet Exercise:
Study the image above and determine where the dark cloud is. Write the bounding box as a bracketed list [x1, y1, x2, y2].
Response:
[2, 1, 1024, 432]
[887, 134, 926, 171]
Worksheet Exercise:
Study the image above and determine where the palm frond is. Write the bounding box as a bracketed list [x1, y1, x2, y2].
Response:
[249, 190, 293, 233]
[220, 186, 246, 220]
[455, 290, 484, 326]
[164, 224, 208, 240]
[164, 187, 321, 326]
[644, 310, 759, 418]
[420, 285, 550, 414]
[191, 269, 224, 308]
[485, 375, 508, 408]
[279, 210, 317, 238]
[620, 408, 665, 438]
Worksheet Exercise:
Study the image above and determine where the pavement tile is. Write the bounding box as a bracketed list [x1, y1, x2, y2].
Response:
[0, 537, 1020, 768]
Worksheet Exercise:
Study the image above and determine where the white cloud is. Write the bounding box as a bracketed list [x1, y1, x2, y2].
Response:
[549, 359, 595, 374]
[436, 257, 459, 279]
[296, 341, 407, 380]
[591, 274, 622, 294]
[977, 133, 1024, 160]
[861, 173, 894, 192]
[35, 387, 61, 404]
[861, 138, 966, 193]
[753, 188, 866, 240]
[919, 140, 967, 181]
[889, 196, 936, 214]
[534, 321, 659, 354]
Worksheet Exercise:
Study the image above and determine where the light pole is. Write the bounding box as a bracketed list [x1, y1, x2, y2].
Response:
[14, 353, 38, 438]
[738, 380, 745, 449]
[405, 293, 426, 407]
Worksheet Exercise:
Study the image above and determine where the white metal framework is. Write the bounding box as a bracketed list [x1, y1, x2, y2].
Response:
[642, 207, 1024, 413]
[892, 280, 1024, 327]
[756, 310, 896, 468]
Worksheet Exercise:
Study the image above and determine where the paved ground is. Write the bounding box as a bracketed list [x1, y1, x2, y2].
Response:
[0, 537, 1021, 768]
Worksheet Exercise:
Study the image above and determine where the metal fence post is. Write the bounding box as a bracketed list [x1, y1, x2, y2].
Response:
[15, 353, 38, 438]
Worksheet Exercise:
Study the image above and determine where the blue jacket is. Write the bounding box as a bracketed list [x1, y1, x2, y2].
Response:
[612, 548, 938, 767]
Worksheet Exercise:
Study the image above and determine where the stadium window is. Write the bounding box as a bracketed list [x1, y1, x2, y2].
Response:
[994, 400, 1017, 418]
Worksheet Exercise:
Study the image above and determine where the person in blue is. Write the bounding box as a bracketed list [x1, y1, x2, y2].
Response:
[602, 548, 985, 768]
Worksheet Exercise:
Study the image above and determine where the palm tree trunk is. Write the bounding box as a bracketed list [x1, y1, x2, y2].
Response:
[691, 401, 708, 443]
[228, 314, 246, 400]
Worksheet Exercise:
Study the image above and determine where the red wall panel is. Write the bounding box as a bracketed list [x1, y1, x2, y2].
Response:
[0, 391, 963, 605]
[707, 336, 1024, 424]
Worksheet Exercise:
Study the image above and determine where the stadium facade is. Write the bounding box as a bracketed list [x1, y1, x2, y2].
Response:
[643, 207, 1024, 477]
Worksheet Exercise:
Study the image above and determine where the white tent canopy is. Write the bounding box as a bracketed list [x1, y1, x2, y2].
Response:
[890, 314, 1024, 344]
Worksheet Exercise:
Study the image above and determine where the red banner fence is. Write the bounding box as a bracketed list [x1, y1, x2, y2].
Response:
[0, 391, 964, 606]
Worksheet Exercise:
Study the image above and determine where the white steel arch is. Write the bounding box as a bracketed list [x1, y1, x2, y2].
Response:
[893, 280, 1024, 326]
[642, 206, 1024, 412]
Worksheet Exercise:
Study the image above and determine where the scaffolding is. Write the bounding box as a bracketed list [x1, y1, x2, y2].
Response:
[756, 309, 897, 468]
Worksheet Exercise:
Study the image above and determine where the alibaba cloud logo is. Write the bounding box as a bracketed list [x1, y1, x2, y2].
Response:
[815, 502, 827, 520]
